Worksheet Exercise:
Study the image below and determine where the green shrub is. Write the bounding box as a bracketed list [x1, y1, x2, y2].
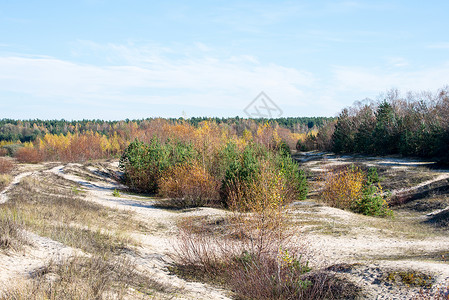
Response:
[219, 142, 308, 207]
[119, 138, 197, 193]
[219, 142, 261, 206]
[274, 151, 308, 201]
[321, 166, 392, 217]
[112, 189, 120, 197]
[2, 144, 24, 156]
[351, 184, 393, 217]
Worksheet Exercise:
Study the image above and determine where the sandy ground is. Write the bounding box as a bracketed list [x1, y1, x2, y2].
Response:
[296, 153, 449, 298]
[1, 156, 449, 299]
[0, 163, 231, 299]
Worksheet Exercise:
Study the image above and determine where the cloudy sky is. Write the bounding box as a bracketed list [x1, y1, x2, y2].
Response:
[1, 1, 449, 120]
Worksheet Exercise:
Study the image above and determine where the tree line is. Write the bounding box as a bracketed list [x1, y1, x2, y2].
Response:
[0, 117, 333, 143]
[311, 87, 449, 164]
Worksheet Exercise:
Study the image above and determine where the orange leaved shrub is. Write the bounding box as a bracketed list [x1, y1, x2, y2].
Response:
[158, 162, 220, 208]
[15, 147, 45, 164]
[320, 165, 365, 209]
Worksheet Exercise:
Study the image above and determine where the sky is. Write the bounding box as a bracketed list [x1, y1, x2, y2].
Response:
[1, 0, 449, 120]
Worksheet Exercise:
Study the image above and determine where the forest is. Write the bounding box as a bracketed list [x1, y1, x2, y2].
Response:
[303, 87, 449, 164]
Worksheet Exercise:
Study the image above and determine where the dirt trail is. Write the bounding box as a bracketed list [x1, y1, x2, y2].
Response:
[0, 171, 34, 204]
[49, 163, 231, 300]
[2, 158, 449, 299]
[0, 167, 83, 293]
[0, 163, 231, 300]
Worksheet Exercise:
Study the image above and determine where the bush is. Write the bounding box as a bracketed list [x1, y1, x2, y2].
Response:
[220, 142, 308, 208]
[15, 147, 45, 163]
[274, 150, 308, 201]
[0, 157, 14, 174]
[351, 184, 393, 217]
[158, 162, 220, 208]
[321, 165, 365, 209]
[219, 142, 261, 207]
[0, 148, 7, 156]
[321, 165, 392, 217]
[119, 138, 196, 193]
[2, 144, 23, 156]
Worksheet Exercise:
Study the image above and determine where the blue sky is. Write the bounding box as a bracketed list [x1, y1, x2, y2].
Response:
[1, 1, 449, 120]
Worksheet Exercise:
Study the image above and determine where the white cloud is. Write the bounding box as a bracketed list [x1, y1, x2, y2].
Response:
[3, 41, 449, 119]
[332, 63, 449, 94]
[0, 44, 315, 113]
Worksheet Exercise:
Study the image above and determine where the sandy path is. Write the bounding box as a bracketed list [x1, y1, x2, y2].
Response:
[0, 168, 82, 293]
[1, 163, 230, 299]
[392, 173, 449, 196]
[49, 163, 231, 300]
[0, 171, 34, 204]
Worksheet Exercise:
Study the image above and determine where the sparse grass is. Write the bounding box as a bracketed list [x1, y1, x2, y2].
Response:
[1, 172, 147, 255]
[425, 209, 449, 229]
[360, 211, 443, 239]
[0, 174, 12, 191]
[0, 255, 171, 300]
[36, 224, 131, 254]
[0, 157, 14, 174]
[0, 208, 28, 252]
[9, 174, 146, 232]
[371, 250, 449, 263]
[380, 168, 437, 191]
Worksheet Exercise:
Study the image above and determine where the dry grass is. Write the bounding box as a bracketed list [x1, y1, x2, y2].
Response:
[0, 208, 28, 252]
[1, 173, 144, 255]
[0, 157, 14, 174]
[0, 167, 174, 299]
[0, 157, 14, 191]
[0, 174, 12, 191]
[1, 255, 170, 300]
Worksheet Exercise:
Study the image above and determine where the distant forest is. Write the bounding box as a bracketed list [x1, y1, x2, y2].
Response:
[309, 87, 449, 164]
[2, 87, 448, 165]
[0, 117, 333, 143]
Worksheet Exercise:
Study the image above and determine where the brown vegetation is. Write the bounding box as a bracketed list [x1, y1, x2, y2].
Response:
[1, 256, 169, 300]
[158, 162, 220, 208]
[0, 157, 14, 174]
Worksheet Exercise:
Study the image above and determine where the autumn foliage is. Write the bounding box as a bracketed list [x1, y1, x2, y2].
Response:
[119, 120, 308, 209]
[321, 165, 392, 217]
[15, 147, 45, 164]
[321, 166, 366, 209]
[158, 162, 220, 208]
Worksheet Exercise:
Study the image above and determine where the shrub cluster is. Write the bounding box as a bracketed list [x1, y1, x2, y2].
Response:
[119, 137, 196, 193]
[15, 147, 45, 163]
[321, 166, 392, 217]
[158, 162, 220, 208]
[120, 135, 308, 209]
